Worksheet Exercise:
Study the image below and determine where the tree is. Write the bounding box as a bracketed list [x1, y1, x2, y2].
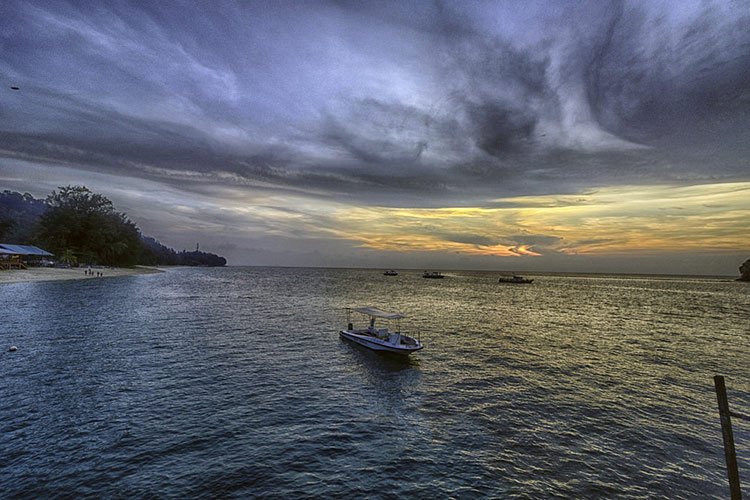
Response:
[0, 190, 49, 242]
[35, 186, 141, 266]
[3, 187, 226, 267]
[0, 217, 13, 240]
[46, 185, 114, 213]
[59, 249, 78, 267]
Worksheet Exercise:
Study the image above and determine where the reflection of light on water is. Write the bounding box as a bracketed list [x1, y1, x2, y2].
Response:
[2, 266, 748, 497]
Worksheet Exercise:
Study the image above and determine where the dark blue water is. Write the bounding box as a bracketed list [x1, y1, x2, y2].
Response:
[1, 267, 748, 497]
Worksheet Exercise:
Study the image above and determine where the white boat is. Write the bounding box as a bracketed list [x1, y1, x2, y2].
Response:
[340, 307, 423, 355]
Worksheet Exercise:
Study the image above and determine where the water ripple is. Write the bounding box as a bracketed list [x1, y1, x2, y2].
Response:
[1, 268, 748, 497]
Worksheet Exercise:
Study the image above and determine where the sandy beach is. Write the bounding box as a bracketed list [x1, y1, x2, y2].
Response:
[0, 266, 164, 285]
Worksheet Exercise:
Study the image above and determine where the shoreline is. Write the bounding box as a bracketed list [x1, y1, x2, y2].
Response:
[0, 265, 164, 285]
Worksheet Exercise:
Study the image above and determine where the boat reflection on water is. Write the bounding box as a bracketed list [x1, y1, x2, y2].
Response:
[341, 337, 422, 371]
[340, 334, 422, 410]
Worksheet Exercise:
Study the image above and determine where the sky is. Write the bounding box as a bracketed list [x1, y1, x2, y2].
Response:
[1, 0, 748, 274]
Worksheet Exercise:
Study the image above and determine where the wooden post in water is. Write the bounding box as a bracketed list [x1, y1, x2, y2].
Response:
[714, 375, 742, 500]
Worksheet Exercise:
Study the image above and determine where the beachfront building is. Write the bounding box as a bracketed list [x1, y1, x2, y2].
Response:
[0, 244, 54, 270]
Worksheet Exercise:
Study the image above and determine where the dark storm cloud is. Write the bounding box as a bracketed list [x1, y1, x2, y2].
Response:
[1, 0, 749, 207]
[465, 102, 537, 156]
[318, 99, 435, 165]
[584, 1, 750, 163]
[409, 3, 555, 165]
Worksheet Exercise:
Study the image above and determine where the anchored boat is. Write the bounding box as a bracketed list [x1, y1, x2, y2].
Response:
[422, 271, 444, 279]
[498, 274, 533, 284]
[340, 307, 423, 355]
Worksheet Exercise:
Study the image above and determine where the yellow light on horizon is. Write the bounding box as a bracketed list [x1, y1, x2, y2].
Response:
[188, 181, 749, 257]
[328, 182, 750, 256]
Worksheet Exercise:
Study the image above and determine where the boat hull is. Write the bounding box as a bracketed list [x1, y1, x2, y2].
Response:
[339, 330, 423, 355]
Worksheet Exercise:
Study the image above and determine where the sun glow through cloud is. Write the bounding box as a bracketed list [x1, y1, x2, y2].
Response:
[327, 182, 750, 257]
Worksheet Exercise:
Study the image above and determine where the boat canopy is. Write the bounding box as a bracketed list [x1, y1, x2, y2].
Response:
[353, 307, 405, 320]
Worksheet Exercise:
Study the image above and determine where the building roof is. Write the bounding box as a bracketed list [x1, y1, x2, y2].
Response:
[0, 244, 54, 256]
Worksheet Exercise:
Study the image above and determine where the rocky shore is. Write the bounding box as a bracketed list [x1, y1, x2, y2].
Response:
[738, 258, 750, 281]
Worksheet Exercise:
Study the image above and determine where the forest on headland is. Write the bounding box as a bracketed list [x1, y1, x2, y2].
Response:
[0, 186, 226, 267]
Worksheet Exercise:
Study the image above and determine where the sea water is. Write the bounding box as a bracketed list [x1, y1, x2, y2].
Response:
[1, 267, 748, 497]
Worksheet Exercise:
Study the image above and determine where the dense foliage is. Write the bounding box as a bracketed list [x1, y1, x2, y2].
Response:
[36, 186, 142, 266]
[0, 186, 226, 267]
[0, 190, 49, 242]
[140, 236, 227, 267]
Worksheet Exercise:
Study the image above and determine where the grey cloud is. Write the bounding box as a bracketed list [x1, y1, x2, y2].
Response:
[575, 238, 616, 246]
[505, 233, 564, 255]
[509, 234, 563, 247]
[1, 0, 749, 210]
[584, 1, 750, 163]
[442, 234, 500, 247]
[465, 102, 537, 156]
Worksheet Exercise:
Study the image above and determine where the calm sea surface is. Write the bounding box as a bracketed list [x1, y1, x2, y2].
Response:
[1, 267, 748, 498]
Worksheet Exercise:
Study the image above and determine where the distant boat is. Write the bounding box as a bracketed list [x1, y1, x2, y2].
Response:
[423, 271, 444, 279]
[340, 307, 423, 355]
[383, 270, 398, 276]
[498, 275, 533, 284]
